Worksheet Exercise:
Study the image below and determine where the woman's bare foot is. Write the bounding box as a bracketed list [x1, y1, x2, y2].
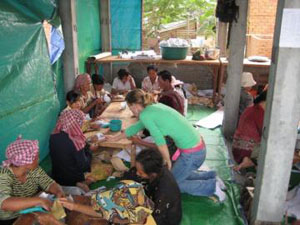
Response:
[85, 176, 96, 185]
[233, 157, 255, 171]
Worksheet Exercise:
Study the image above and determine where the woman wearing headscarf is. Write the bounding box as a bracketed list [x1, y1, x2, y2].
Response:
[239, 72, 256, 116]
[49, 109, 92, 192]
[0, 137, 64, 224]
[74, 73, 103, 117]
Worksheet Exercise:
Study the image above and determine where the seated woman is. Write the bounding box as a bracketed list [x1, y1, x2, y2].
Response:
[0, 137, 64, 224]
[142, 65, 160, 93]
[232, 91, 267, 171]
[108, 89, 225, 201]
[64, 90, 82, 111]
[239, 72, 256, 116]
[111, 69, 136, 95]
[74, 73, 102, 117]
[136, 148, 182, 225]
[64, 90, 96, 133]
[91, 74, 111, 116]
[59, 180, 154, 225]
[50, 109, 93, 192]
[157, 70, 185, 116]
[91, 74, 110, 100]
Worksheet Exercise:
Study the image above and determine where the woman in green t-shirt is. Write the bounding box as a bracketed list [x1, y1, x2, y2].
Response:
[108, 89, 225, 200]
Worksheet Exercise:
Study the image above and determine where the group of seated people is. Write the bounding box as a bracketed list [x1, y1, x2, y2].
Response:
[0, 65, 226, 225]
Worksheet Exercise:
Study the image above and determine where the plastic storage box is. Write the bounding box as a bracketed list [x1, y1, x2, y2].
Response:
[161, 46, 188, 60]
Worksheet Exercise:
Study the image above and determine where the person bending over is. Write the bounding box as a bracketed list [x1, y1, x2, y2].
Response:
[107, 89, 225, 201]
[136, 148, 182, 225]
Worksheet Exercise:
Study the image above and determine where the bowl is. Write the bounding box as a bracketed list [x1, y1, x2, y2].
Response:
[109, 119, 122, 132]
[160, 46, 189, 60]
[120, 102, 127, 110]
[103, 94, 111, 103]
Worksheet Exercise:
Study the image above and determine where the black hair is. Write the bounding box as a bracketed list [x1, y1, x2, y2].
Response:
[157, 70, 172, 82]
[91, 74, 104, 85]
[117, 69, 130, 80]
[136, 148, 163, 175]
[147, 65, 158, 72]
[66, 90, 81, 104]
[254, 90, 267, 105]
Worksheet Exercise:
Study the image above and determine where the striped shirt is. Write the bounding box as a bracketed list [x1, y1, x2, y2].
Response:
[0, 166, 54, 220]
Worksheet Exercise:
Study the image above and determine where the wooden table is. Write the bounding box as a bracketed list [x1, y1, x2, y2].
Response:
[86, 55, 221, 104]
[85, 101, 137, 166]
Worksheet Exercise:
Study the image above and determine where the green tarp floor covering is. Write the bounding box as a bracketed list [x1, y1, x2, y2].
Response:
[41, 105, 245, 225]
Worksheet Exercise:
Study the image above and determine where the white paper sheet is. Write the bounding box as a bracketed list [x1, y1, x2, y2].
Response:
[194, 108, 224, 129]
[285, 185, 300, 219]
[115, 136, 154, 162]
[115, 147, 142, 162]
[279, 9, 300, 48]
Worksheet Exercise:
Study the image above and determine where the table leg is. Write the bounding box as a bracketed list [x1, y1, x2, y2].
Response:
[130, 144, 136, 167]
[212, 66, 219, 104]
[95, 63, 99, 74]
[86, 60, 91, 74]
[218, 65, 226, 103]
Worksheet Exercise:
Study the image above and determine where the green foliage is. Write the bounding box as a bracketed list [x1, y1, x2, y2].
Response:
[143, 0, 216, 38]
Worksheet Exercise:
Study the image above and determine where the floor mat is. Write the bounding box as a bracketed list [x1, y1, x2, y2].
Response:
[90, 105, 245, 225]
[40, 105, 245, 225]
[182, 105, 244, 225]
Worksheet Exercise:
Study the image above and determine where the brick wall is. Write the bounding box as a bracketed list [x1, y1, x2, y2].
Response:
[246, 0, 278, 57]
[159, 21, 198, 40]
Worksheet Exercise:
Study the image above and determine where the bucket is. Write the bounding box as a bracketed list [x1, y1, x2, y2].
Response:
[109, 119, 122, 132]
[161, 46, 188, 60]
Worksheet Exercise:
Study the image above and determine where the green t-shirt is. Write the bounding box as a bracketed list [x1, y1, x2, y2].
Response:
[0, 166, 54, 220]
[125, 103, 200, 149]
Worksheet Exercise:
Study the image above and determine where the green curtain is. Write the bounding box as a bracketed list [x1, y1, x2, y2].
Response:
[76, 0, 102, 74]
[0, 0, 63, 162]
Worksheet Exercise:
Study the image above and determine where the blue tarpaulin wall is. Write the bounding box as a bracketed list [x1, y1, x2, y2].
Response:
[75, 0, 142, 73]
[0, 0, 63, 163]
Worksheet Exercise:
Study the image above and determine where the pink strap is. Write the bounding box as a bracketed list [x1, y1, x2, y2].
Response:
[171, 150, 181, 161]
[171, 140, 205, 161]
